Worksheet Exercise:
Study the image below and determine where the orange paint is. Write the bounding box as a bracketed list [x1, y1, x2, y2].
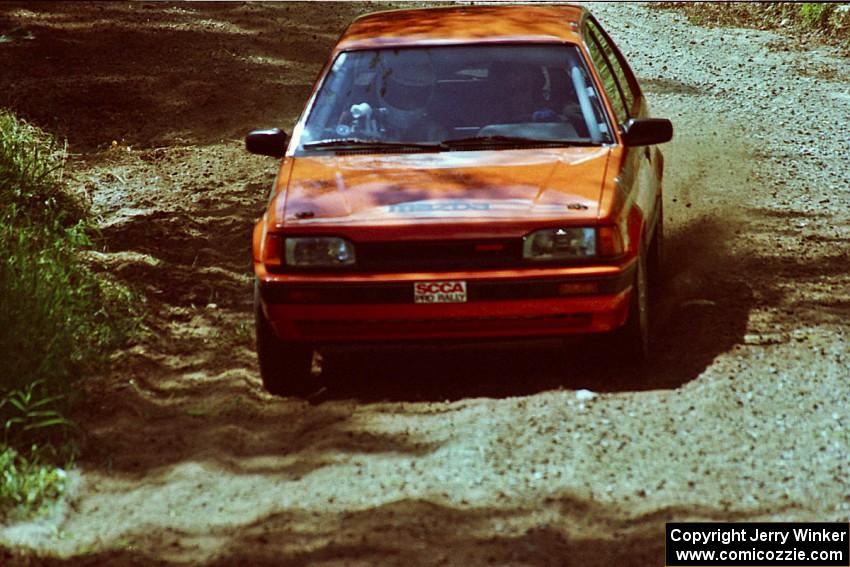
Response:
[251, 4, 671, 345]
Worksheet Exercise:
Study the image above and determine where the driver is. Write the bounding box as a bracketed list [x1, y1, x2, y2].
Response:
[490, 63, 558, 123]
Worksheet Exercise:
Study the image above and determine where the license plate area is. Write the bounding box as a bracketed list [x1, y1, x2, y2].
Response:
[414, 280, 467, 303]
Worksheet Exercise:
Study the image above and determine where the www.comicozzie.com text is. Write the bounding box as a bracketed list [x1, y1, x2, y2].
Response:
[669, 526, 848, 546]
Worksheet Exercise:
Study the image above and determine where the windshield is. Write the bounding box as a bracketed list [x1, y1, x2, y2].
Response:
[296, 44, 614, 153]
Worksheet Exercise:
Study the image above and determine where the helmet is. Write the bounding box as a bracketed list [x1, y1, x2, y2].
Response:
[379, 51, 436, 131]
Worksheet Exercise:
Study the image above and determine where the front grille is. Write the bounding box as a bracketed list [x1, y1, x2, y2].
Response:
[260, 267, 633, 305]
[356, 239, 523, 271]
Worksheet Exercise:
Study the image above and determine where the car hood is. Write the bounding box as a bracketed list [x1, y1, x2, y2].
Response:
[274, 147, 611, 227]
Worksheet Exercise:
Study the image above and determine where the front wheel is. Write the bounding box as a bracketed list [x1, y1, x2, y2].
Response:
[615, 248, 651, 364]
[255, 282, 316, 397]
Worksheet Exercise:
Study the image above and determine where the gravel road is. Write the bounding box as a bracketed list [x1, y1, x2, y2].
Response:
[0, 2, 848, 565]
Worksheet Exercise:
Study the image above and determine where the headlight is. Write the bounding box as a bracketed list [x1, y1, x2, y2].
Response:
[284, 236, 356, 267]
[523, 228, 596, 261]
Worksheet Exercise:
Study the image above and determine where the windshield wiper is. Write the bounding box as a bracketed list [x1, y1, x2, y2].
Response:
[441, 135, 600, 148]
[302, 136, 600, 152]
[303, 138, 445, 152]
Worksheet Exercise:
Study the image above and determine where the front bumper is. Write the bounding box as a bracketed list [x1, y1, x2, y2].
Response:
[259, 263, 635, 342]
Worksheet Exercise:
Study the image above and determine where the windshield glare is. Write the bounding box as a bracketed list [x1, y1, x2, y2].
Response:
[297, 44, 614, 152]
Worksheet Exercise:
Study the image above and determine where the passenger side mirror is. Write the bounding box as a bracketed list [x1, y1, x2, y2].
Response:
[620, 118, 673, 146]
[245, 128, 288, 157]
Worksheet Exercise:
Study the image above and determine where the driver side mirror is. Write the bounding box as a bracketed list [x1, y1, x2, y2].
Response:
[245, 128, 288, 157]
[620, 118, 673, 146]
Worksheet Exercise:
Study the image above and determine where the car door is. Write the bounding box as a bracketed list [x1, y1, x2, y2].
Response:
[583, 16, 659, 245]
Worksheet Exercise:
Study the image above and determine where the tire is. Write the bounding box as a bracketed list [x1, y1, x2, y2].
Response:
[647, 201, 665, 289]
[254, 281, 316, 397]
[615, 246, 652, 365]
[617, 203, 665, 364]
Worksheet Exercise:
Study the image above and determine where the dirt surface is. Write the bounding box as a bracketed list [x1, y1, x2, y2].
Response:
[0, 2, 848, 565]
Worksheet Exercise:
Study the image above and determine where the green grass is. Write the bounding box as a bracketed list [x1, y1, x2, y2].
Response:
[0, 380, 73, 522]
[0, 109, 85, 226]
[0, 218, 136, 393]
[0, 446, 68, 523]
[0, 109, 137, 520]
[799, 3, 834, 28]
[0, 109, 137, 393]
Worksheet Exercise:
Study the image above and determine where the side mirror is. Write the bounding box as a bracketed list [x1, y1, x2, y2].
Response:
[245, 128, 288, 157]
[620, 118, 673, 146]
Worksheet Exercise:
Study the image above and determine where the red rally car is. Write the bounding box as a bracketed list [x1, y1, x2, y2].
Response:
[246, 4, 673, 396]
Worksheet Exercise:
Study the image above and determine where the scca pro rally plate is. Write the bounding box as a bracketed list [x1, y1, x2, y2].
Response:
[414, 281, 467, 303]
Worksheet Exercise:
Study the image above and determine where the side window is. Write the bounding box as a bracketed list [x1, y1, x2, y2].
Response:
[584, 27, 628, 124]
[585, 18, 641, 124]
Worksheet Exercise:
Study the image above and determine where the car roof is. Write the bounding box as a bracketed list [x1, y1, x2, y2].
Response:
[335, 4, 587, 52]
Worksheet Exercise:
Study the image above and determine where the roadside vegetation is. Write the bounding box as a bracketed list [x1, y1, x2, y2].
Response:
[654, 2, 850, 54]
[0, 109, 136, 521]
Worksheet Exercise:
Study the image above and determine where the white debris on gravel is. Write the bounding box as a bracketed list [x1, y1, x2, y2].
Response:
[575, 389, 597, 402]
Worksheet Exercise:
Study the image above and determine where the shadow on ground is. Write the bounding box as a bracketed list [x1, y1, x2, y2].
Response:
[0, 2, 370, 150]
[8, 497, 783, 567]
[315, 215, 756, 402]
[57, 206, 762, 484]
